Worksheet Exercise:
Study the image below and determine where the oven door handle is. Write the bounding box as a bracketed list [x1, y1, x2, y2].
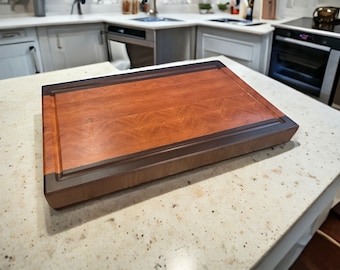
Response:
[276, 35, 331, 52]
[320, 49, 340, 104]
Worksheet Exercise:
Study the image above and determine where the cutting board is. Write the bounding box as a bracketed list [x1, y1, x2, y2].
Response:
[42, 60, 298, 209]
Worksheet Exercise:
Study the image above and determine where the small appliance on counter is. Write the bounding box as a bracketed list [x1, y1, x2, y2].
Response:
[312, 6, 340, 31]
[313, 6, 340, 23]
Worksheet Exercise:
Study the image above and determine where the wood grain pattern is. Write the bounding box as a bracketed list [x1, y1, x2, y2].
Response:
[42, 61, 298, 209]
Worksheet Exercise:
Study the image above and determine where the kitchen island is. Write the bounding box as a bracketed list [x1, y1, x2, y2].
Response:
[0, 56, 339, 269]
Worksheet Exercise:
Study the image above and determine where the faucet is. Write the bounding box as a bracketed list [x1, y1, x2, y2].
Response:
[148, 0, 158, 17]
[71, 0, 86, 15]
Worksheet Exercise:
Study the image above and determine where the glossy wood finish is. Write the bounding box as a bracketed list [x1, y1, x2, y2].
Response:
[42, 61, 299, 209]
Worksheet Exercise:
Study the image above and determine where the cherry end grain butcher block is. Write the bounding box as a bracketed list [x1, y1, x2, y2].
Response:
[42, 61, 298, 209]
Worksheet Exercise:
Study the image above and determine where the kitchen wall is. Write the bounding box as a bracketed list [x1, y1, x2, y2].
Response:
[0, 0, 33, 15]
[35, 0, 209, 15]
[0, 0, 339, 18]
[278, 0, 340, 18]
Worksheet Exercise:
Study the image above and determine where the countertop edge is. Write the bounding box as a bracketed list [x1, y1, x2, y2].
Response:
[0, 13, 277, 34]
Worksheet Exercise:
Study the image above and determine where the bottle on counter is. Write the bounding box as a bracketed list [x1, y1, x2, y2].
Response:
[246, 0, 254, 20]
[122, 0, 132, 14]
[239, 0, 248, 19]
[140, 0, 149, 13]
[132, 0, 138, 14]
[230, 0, 240, 15]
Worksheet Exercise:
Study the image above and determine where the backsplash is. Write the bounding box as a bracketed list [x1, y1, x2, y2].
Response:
[280, 0, 340, 18]
[0, 0, 33, 14]
[0, 0, 339, 17]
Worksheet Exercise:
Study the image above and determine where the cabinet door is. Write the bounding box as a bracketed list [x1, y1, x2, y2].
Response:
[39, 24, 108, 71]
[200, 33, 255, 67]
[196, 26, 272, 74]
[0, 42, 38, 80]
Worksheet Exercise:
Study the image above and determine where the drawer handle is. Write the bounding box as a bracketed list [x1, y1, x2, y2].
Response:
[56, 33, 62, 49]
[1, 32, 21, 39]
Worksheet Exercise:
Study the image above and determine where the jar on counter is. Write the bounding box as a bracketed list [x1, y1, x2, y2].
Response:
[132, 0, 138, 14]
[122, 0, 132, 14]
[33, 0, 45, 17]
[122, 0, 139, 14]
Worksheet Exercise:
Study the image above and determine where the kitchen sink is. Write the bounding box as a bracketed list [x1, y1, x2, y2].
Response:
[209, 18, 265, 26]
[132, 17, 182, 22]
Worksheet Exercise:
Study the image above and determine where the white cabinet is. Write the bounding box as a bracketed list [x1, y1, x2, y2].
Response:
[0, 28, 43, 80]
[196, 26, 273, 74]
[38, 24, 108, 72]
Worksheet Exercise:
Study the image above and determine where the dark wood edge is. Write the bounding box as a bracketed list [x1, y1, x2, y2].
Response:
[42, 60, 226, 96]
[44, 116, 298, 193]
[44, 116, 298, 209]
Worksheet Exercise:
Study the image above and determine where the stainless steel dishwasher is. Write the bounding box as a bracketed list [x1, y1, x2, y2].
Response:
[105, 24, 155, 69]
[105, 23, 196, 70]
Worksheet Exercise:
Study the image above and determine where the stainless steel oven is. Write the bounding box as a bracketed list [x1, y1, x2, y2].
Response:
[269, 18, 340, 107]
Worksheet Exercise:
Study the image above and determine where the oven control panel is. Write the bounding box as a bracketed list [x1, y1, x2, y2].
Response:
[275, 28, 340, 50]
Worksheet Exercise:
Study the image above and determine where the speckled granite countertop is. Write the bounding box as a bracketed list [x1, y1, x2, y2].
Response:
[0, 56, 339, 269]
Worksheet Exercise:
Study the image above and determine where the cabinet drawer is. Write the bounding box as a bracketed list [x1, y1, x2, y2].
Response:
[202, 34, 254, 61]
[0, 28, 37, 45]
